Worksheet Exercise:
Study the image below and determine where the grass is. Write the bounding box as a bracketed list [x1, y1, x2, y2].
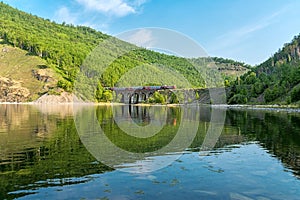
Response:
[0, 44, 59, 100]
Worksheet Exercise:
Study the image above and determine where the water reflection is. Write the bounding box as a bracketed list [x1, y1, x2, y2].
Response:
[128, 106, 151, 126]
[75, 105, 202, 173]
[1, 104, 300, 199]
[226, 109, 300, 178]
[0, 104, 112, 199]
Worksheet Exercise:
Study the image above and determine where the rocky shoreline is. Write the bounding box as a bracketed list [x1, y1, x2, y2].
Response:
[34, 92, 83, 104]
[213, 104, 300, 113]
[0, 77, 30, 102]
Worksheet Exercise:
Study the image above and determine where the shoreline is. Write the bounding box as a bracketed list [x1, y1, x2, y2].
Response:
[1, 102, 300, 112]
[220, 104, 300, 113]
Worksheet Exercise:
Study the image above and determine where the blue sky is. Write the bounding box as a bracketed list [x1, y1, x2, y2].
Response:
[3, 0, 300, 65]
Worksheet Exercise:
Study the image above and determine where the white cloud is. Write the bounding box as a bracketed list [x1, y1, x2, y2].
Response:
[53, 0, 148, 33]
[54, 6, 77, 24]
[119, 29, 155, 47]
[76, 0, 146, 17]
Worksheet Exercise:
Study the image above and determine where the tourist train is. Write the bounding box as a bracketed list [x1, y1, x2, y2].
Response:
[107, 85, 176, 91]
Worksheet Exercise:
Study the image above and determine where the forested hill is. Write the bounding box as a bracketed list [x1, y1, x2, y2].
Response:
[0, 2, 108, 94]
[227, 34, 300, 105]
[0, 2, 248, 102]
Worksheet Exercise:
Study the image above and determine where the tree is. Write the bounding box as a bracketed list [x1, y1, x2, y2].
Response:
[228, 94, 247, 104]
[102, 90, 113, 102]
[291, 86, 300, 102]
[95, 82, 103, 102]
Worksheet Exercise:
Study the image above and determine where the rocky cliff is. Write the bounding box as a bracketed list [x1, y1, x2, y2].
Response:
[0, 77, 30, 102]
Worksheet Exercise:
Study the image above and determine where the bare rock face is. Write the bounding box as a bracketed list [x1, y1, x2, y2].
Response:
[34, 92, 84, 104]
[0, 77, 30, 102]
[32, 69, 55, 83]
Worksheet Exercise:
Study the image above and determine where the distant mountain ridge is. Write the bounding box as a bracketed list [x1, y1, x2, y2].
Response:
[0, 2, 249, 102]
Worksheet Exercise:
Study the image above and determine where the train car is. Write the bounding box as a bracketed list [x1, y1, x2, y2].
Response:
[108, 85, 176, 91]
[130, 86, 144, 90]
[107, 86, 143, 91]
[161, 85, 176, 89]
[107, 87, 121, 91]
[143, 86, 162, 90]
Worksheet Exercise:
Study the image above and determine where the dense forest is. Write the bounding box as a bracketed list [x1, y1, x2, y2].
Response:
[227, 34, 300, 105]
[0, 2, 248, 102]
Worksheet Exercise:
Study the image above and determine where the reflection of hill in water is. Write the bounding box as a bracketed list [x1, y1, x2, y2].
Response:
[1, 105, 300, 198]
[0, 104, 112, 199]
[226, 110, 300, 178]
[0, 104, 54, 154]
[33, 103, 75, 117]
[0, 104, 30, 132]
[0, 104, 77, 154]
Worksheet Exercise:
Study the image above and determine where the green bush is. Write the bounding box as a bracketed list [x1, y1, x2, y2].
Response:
[264, 87, 284, 103]
[291, 86, 300, 102]
[228, 94, 247, 104]
[102, 90, 113, 102]
[57, 79, 73, 92]
[148, 91, 166, 104]
[95, 82, 104, 102]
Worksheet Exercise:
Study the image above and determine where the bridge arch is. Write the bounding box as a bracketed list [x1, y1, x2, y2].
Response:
[140, 92, 147, 102]
[129, 93, 139, 104]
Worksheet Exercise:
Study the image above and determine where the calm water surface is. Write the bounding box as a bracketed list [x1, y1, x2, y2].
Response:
[1, 104, 300, 199]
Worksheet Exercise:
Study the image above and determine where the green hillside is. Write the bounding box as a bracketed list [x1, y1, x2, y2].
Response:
[227, 34, 300, 105]
[0, 2, 108, 94]
[0, 44, 60, 101]
[0, 2, 248, 102]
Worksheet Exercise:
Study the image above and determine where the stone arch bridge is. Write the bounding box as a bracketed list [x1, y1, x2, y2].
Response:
[106, 86, 226, 104]
[106, 85, 176, 104]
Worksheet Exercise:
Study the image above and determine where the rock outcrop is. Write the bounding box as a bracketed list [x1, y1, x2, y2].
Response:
[32, 68, 55, 83]
[34, 92, 84, 104]
[0, 77, 30, 102]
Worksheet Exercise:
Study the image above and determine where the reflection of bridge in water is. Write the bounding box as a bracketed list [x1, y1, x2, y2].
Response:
[107, 86, 176, 104]
[113, 105, 178, 126]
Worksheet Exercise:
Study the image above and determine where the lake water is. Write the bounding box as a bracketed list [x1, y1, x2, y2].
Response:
[1, 104, 300, 200]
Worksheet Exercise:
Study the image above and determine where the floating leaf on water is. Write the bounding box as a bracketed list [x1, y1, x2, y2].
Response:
[170, 178, 180, 186]
[135, 190, 145, 195]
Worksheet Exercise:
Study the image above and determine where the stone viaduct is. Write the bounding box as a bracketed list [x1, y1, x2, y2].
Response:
[107, 85, 176, 104]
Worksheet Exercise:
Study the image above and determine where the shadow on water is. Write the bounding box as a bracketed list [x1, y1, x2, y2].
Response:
[1, 104, 300, 198]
